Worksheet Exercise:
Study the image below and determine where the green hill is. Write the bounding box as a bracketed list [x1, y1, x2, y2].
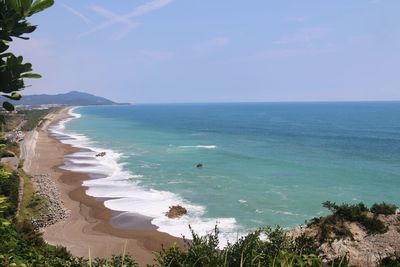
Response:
[1, 91, 126, 106]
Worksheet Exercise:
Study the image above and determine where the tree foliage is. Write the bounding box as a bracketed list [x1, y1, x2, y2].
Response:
[0, 0, 54, 111]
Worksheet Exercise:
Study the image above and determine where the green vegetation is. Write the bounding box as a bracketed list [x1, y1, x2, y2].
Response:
[0, 0, 54, 111]
[18, 169, 38, 221]
[18, 108, 53, 131]
[3, 113, 24, 131]
[371, 202, 398, 215]
[0, 167, 19, 217]
[152, 226, 328, 267]
[26, 192, 48, 220]
[378, 255, 400, 267]
[0, 133, 19, 157]
[309, 201, 390, 243]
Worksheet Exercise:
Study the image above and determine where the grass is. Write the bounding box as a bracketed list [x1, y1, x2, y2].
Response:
[17, 169, 37, 221]
[27, 193, 48, 218]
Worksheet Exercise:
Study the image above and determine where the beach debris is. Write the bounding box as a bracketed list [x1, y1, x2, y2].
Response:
[96, 152, 106, 157]
[196, 163, 203, 168]
[166, 205, 187, 219]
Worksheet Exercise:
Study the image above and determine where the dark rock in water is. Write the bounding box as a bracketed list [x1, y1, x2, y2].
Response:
[196, 163, 203, 168]
[96, 152, 106, 157]
[166, 205, 187, 219]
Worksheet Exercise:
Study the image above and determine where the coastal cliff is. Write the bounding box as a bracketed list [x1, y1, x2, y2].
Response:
[290, 202, 400, 266]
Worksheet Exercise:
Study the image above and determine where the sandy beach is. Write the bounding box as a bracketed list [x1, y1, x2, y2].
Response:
[23, 107, 182, 266]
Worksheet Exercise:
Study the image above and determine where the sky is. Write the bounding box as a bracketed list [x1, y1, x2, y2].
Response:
[11, 0, 400, 103]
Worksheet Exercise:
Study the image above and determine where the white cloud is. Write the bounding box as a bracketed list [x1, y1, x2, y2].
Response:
[127, 0, 174, 17]
[88, 5, 139, 39]
[79, 0, 174, 39]
[91, 5, 136, 28]
[61, 3, 92, 26]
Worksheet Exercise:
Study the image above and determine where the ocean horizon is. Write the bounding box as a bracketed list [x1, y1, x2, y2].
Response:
[50, 102, 400, 245]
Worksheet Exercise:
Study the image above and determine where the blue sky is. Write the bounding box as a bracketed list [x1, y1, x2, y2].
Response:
[12, 0, 400, 103]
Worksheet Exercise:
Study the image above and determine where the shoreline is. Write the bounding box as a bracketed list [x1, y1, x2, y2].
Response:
[24, 107, 182, 266]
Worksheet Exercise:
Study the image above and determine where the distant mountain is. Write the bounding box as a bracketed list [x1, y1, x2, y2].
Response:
[2, 91, 126, 106]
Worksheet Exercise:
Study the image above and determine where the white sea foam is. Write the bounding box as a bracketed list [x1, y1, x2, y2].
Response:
[50, 107, 242, 247]
[178, 145, 218, 149]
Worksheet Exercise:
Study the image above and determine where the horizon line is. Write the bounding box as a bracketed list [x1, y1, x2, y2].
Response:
[130, 99, 400, 105]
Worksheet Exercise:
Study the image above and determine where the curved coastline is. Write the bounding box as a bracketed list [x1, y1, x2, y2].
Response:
[54, 106, 241, 247]
[26, 107, 182, 266]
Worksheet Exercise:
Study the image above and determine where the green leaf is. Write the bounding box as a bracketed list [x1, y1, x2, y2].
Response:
[1, 220, 11, 227]
[7, 0, 20, 13]
[17, 56, 23, 64]
[21, 0, 34, 13]
[15, 36, 30, 40]
[20, 73, 41, 78]
[29, 0, 54, 16]
[25, 24, 37, 34]
[2, 92, 22, 100]
[0, 41, 9, 53]
[0, 52, 13, 58]
[2, 101, 15, 111]
[11, 92, 22, 100]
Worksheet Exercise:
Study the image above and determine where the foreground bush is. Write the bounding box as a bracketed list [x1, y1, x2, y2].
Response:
[0, 168, 19, 217]
[152, 226, 326, 267]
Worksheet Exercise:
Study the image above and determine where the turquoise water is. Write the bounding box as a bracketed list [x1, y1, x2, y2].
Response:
[62, 102, 400, 240]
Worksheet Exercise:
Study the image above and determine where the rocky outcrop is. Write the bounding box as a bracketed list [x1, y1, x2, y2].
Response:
[31, 174, 70, 228]
[290, 213, 400, 266]
[166, 205, 187, 219]
[96, 152, 106, 157]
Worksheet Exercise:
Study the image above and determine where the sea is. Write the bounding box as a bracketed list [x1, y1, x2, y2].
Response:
[50, 102, 400, 245]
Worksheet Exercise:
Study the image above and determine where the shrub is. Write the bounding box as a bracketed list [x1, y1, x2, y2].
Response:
[153, 226, 322, 267]
[92, 255, 139, 267]
[378, 255, 400, 267]
[27, 193, 49, 218]
[371, 202, 398, 215]
[320, 201, 387, 238]
[359, 216, 387, 234]
[0, 168, 19, 217]
[322, 201, 369, 221]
